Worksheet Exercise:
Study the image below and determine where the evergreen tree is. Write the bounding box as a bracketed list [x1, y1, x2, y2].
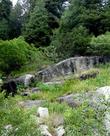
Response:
[24, 0, 51, 47]
[9, 2, 23, 39]
[52, 0, 110, 58]
[0, 0, 12, 40]
[23, 0, 67, 47]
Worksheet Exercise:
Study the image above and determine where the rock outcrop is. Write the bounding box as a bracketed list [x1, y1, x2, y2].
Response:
[35, 56, 110, 82]
[2, 56, 110, 91]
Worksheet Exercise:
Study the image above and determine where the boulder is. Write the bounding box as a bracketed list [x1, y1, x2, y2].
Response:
[96, 86, 110, 101]
[39, 125, 52, 136]
[55, 126, 65, 136]
[37, 107, 49, 118]
[16, 74, 34, 87]
[18, 100, 45, 108]
[21, 87, 41, 96]
[57, 94, 80, 108]
[35, 56, 110, 83]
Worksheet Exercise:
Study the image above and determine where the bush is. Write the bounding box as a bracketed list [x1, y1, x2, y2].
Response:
[88, 32, 110, 55]
[0, 37, 33, 75]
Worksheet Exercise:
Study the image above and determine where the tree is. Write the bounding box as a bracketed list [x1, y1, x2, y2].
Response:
[9, 2, 23, 39]
[0, 0, 12, 20]
[23, 0, 67, 47]
[0, 0, 12, 40]
[24, 0, 52, 47]
[51, 0, 110, 59]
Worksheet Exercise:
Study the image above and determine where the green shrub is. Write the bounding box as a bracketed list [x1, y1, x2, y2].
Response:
[0, 37, 32, 75]
[88, 32, 110, 55]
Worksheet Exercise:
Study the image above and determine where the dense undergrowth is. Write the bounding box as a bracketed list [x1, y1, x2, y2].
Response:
[0, 64, 110, 135]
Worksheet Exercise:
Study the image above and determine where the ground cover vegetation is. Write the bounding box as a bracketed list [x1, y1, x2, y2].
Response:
[0, 64, 110, 135]
[0, 0, 110, 135]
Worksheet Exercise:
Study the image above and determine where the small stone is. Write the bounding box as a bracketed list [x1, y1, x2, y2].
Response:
[96, 86, 110, 101]
[4, 124, 12, 130]
[37, 107, 49, 118]
[55, 126, 65, 136]
[40, 125, 52, 136]
[31, 87, 41, 93]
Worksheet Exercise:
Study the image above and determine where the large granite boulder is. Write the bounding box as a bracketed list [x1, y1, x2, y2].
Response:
[2, 56, 110, 89]
[34, 56, 110, 82]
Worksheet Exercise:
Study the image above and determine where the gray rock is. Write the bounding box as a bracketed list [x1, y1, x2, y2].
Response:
[55, 126, 65, 136]
[18, 100, 45, 108]
[21, 87, 41, 96]
[4, 124, 12, 130]
[96, 86, 110, 102]
[58, 86, 110, 135]
[57, 94, 80, 108]
[34, 56, 110, 83]
[16, 74, 34, 87]
[39, 125, 52, 136]
[37, 107, 49, 118]
[4, 56, 110, 87]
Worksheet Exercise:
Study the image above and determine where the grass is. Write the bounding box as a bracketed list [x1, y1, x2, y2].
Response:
[28, 64, 110, 101]
[0, 64, 110, 135]
[0, 93, 42, 136]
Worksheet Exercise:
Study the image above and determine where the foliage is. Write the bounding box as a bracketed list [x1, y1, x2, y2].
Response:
[0, 93, 41, 136]
[23, 0, 67, 47]
[9, 3, 23, 39]
[0, 0, 12, 40]
[88, 32, 110, 55]
[51, 0, 110, 58]
[52, 26, 90, 59]
[1, 64, 110, 135]
[24, 0, 52, 47]
[0, 38, 34, 75]
[0, 19, 10, 40]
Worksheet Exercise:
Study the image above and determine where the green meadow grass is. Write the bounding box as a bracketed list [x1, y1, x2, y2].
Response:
[0, 64, 110, 136]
